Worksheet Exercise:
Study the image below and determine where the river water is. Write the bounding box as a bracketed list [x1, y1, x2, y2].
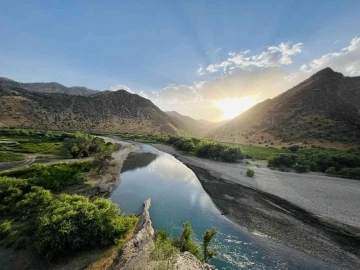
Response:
[110, 144, 332, 270]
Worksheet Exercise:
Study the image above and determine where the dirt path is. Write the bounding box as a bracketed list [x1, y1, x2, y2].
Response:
[152, 143, 360, 270]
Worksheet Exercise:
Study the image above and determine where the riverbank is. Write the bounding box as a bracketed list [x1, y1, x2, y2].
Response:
[152, 144, 360, 270]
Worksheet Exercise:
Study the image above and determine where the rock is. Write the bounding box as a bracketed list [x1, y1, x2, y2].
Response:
[174, 252, 216, 270]
[112, 198, 155, 270]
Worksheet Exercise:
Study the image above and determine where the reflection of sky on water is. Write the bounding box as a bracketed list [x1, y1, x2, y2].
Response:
[111, 144, 332, 270]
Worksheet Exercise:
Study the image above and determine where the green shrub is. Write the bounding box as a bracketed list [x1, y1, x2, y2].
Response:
[246, 169, 255, 177]
[0, 152, 25, 162]
[152, 230, 179, 261]
[34, 194, 137, 261]
[325, 167, 337, 175]
[1, 162, 91, 191]
[337, 167, 360, 179]
[0, 220, 13, 240]
[176, 221, 201, 260]
[267, 153, 297, 168]
[294, 164, 310, 173]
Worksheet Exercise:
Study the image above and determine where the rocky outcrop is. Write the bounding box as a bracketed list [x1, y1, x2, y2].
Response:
[174, 252, 215, 270]
[112, 199, 155, 270]
[112, 198, 216, 270]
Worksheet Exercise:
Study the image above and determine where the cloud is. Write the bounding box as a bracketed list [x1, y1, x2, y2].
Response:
[109, 84, 133, 93]
[154, 37, 359, 121]
[297, 37, 360, 76]
[199, 42, 303, 74]
[197, 65, 205, 76]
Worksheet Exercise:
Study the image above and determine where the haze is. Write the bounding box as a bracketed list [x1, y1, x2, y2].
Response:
[1, 0, 360, 121]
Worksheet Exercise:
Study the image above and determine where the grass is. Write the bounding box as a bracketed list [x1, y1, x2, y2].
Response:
[225, 143, 286, 160]
[12, 142, 61, 153]
[0, 152, 25, 162]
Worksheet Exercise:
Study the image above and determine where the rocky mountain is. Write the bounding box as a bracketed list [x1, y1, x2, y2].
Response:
[0, 81, 189, 135]
[0, 77, 99, 96]
[166, 111, 228, 137]
[209, 68, 360, 146]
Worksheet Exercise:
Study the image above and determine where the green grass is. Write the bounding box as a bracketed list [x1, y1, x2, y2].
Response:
[0, 152, 25, 162]
[225, 143, 286, 160]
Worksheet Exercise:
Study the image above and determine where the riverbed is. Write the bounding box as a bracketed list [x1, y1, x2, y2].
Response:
[110, 143, 333, 269]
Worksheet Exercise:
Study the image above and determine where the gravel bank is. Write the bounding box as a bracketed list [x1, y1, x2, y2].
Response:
[152, 144, 360, 270]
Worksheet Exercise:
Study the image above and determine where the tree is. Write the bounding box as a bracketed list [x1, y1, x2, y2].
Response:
[93, 148, 113, 175]
[177, 221, 201, 260]
[203, 228, 217, 263]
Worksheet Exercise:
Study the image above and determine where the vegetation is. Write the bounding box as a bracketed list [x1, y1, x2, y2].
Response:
[0, 169, 136, 261]
[0, 152, 25, 162]
[153, 221, 217, 264]
[92, 142, 115, 175]
[0, 162, 92, 191]
[246, 169, 255, 177]
[116, 133, 244, 162]
[267, 146, 360, 179]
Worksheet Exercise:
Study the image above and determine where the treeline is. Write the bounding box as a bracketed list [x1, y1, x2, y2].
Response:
[267, 146, 360, 179]
[118, 133, 244, 162]
[0, 162, 136, 261]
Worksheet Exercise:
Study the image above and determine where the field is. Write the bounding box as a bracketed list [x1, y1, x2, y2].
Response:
[226, 143, 286, 160]
[0, 152, 25, 162]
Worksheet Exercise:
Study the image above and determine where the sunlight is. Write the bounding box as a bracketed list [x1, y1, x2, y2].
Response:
[216, 95, 259, 120]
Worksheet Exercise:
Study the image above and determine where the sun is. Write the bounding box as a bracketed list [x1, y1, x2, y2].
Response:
[216, 96, 259, 120]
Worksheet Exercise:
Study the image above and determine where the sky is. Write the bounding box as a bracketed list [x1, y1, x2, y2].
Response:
[1, 0, 360, 121]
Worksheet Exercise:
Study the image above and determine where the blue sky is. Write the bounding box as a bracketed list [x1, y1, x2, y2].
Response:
[1, 0, 360, 120]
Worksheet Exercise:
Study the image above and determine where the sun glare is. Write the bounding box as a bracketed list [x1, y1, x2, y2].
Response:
[216, 96, 259, 120]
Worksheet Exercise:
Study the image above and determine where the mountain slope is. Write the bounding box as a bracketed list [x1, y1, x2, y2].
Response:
[166, 111, 228, 137]
[0, 83, 188, 135]
[209, 68, 360, 146]
[0, 77, 99, 96]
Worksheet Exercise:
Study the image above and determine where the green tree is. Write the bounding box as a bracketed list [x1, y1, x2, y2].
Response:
[177, 221, 201, 260]
[203, 228, 217, 263]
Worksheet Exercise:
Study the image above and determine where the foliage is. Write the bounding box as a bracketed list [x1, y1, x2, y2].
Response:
[0, 175, 137, 261]
[176, 221, 202, 260]
[34, 194, 137, 260]
[287, 145, 300, 152]
[62, 132, 107, 158]
[92, 143, 114, 175]
[202, 228, 217, 263]
[0, 162, 92, 191]
[267, 146, 360, 178]
[152, 230, 179, 261]
[0, 152, 25, 162]
[246, 169, 255, 177]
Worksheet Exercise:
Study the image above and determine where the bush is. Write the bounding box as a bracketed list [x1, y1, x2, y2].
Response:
[246, 169, 255, 177]
[267, 153, 297, 168]
[294, 164, 310, 173]
[1, 162, 91, 191]
[337, 167, 360, 179]
[34, 194, 137, 260]
[325, 167, 337, 175]
[287, 145, 300, 152]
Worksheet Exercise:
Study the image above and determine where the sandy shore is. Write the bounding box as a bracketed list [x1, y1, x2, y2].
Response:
[152, 144, 360, 270]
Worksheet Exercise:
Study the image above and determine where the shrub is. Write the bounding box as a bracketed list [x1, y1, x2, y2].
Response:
[337, 167, 360, 179]
[325, 167, 337, 175]
[246, 169, 255, 177]
[203, 228, 217, 263]
[34, 194, 137, 261]
[267, 153, 297, 168]
[176, 221, 201, 260]
[294, 164, 310, 173]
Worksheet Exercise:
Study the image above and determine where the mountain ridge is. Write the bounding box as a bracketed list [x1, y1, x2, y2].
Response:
[208, 67, 360, 146]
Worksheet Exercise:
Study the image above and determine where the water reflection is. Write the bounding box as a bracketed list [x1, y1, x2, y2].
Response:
[111, 144, 332, 270]
[121, 152, 157, 173]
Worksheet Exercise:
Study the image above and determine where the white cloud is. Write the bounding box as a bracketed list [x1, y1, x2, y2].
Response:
[335, 40, 340, 44]
[200, 42, 303, 75]
[138, 90, 149, 99]
[299, 37, 360, 75]
[197, 65, 205, 76]
[109, 84, 133, 93]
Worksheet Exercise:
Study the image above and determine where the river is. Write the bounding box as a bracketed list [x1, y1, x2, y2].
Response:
[110, 143, 333, 269]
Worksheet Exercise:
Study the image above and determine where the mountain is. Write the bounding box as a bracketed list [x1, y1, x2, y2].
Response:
[166, 111, 228, 137]
[209, 68, 360, 146]
[0, 80, 189, 135]
[0, 77, 99, 96]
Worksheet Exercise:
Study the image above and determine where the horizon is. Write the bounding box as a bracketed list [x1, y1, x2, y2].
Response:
[1, 0, 360, 121]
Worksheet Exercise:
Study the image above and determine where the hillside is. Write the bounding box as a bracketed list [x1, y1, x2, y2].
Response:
[166, 111, 228, 137]
[0, 82, 189, 135]
[0, 77, 99, 96]
[209, 67, 360, 146]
